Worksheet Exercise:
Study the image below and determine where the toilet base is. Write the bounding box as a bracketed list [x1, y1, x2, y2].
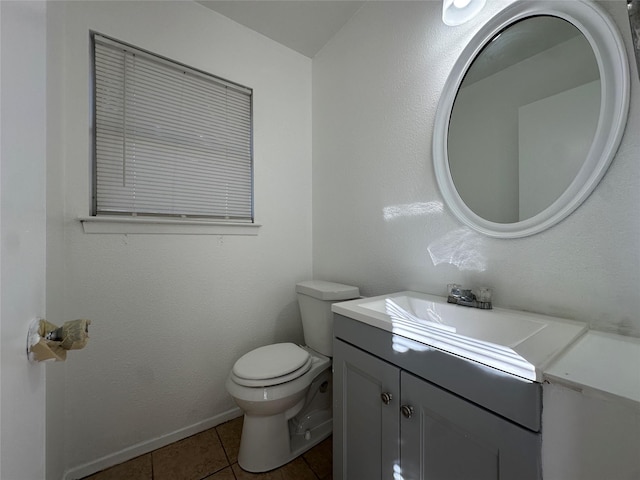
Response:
[237, 368, 333, 473]
[289, 416, 332, 460]
[237, 413, 332, 473]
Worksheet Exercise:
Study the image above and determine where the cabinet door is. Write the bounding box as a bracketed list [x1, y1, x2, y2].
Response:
[333, 340, 400, 480]
[400, 371, 541, 480]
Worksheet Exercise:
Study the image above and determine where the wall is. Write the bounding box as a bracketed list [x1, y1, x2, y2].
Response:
[312, 0, 640, 336]
[46, 1, 312, 477]
[0, 2, 48, 479]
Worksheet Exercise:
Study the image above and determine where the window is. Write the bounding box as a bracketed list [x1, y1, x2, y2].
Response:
[92, 34, 253, 222]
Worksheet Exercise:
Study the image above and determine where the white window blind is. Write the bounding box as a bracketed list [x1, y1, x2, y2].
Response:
[93, 34, 253, 221]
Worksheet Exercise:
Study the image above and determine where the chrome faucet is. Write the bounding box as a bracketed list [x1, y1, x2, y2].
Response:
[447, 284, 492, 310]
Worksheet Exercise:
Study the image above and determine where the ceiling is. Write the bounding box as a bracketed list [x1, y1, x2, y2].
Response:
[197, 2, 587, 75]
[197, 1, 365, 58]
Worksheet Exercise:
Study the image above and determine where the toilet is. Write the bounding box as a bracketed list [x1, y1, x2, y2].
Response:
[226, 280, 360, 473]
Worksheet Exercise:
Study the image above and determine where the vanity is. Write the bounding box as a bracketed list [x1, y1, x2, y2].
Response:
[331, 292, 587, 480]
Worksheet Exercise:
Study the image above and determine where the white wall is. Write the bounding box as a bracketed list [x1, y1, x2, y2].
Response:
[0, 2, 48, 479]
[46, 1, 312, 477]
[312, 0, 640, 337]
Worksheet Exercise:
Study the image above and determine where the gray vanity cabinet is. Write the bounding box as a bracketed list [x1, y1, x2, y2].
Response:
[333, 337, 541, 480]
[333, 339, 400, 480]
[400, 370, 541, 480]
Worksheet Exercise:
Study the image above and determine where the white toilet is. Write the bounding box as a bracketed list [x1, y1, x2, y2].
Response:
[225, 280, 360, 472]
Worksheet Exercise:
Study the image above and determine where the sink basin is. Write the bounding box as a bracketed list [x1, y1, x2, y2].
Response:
[332, 291, 587, 382]
[359, 295, 548, 346]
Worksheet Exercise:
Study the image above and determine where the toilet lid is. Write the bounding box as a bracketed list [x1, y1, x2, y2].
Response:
[231, 356, 313, 387]
[232, 343, 311, 383]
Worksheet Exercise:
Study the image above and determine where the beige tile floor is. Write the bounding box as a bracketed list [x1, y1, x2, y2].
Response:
[81, 416, 333, 480]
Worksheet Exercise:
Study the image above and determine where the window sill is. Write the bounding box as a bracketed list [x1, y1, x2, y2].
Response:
[79, 216, 261, 235]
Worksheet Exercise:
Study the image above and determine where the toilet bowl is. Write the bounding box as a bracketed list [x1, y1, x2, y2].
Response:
[226, 344, 331, 472]
[226, 280, 359, 473]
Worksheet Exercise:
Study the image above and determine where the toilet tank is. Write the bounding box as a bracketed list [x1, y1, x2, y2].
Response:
[296, 280, 360, 357]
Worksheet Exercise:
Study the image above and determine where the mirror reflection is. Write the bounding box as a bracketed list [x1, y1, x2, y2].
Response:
[448, 16, 600, 224]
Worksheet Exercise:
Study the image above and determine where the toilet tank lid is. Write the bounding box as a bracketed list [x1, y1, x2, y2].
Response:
[296, 280, 359, 301]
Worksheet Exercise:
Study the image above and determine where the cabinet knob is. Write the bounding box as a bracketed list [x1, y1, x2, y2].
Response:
[380, 392, 393, 405]
[401, 405, 414, 419]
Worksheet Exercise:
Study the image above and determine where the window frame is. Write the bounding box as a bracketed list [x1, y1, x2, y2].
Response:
[89, 32, 255, 226]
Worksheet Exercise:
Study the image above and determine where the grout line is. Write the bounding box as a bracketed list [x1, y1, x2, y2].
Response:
[111, 420, 331, 480]
[214, 421, 240, 479]
[301, 453, 322, 480]
[214, 426, 232, 467]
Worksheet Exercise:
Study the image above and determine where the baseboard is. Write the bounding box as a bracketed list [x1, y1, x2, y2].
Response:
[63, 407, 242, 480]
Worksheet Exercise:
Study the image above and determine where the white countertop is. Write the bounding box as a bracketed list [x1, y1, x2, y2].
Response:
[333, 291, 588, 383]
[544, 330, 640, 408]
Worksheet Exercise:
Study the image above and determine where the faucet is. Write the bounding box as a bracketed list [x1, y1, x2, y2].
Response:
[447, 284, 492, 310]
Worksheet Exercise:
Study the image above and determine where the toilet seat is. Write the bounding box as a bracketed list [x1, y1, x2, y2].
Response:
[232, 343, 312, 387]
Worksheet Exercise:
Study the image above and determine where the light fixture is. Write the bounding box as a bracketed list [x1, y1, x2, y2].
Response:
[442, 0, 486, 26]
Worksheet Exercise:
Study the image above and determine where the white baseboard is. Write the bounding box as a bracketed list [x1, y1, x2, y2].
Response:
[63, 407, 242, 480]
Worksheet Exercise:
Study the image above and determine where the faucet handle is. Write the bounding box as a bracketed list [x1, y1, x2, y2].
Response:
[475, 287, 493, 309]
[447, 283, 462, 303]
[447, 283, 461, 296]
[476, 287, 492, 303]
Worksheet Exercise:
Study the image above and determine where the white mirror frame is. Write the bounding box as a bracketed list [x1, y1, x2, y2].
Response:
[433, 0, 630, 238]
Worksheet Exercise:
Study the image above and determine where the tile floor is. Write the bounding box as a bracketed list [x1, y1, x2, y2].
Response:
[81, 416, 332, 480]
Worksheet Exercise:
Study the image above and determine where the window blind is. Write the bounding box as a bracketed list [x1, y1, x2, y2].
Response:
[93, 34, 253, 221]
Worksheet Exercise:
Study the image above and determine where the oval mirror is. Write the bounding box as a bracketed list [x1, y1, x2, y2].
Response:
[433, 1, 629, 238]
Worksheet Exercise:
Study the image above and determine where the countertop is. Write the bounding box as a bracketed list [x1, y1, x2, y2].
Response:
[544, 330, 640, 409]
[332, 291, 588, 383]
